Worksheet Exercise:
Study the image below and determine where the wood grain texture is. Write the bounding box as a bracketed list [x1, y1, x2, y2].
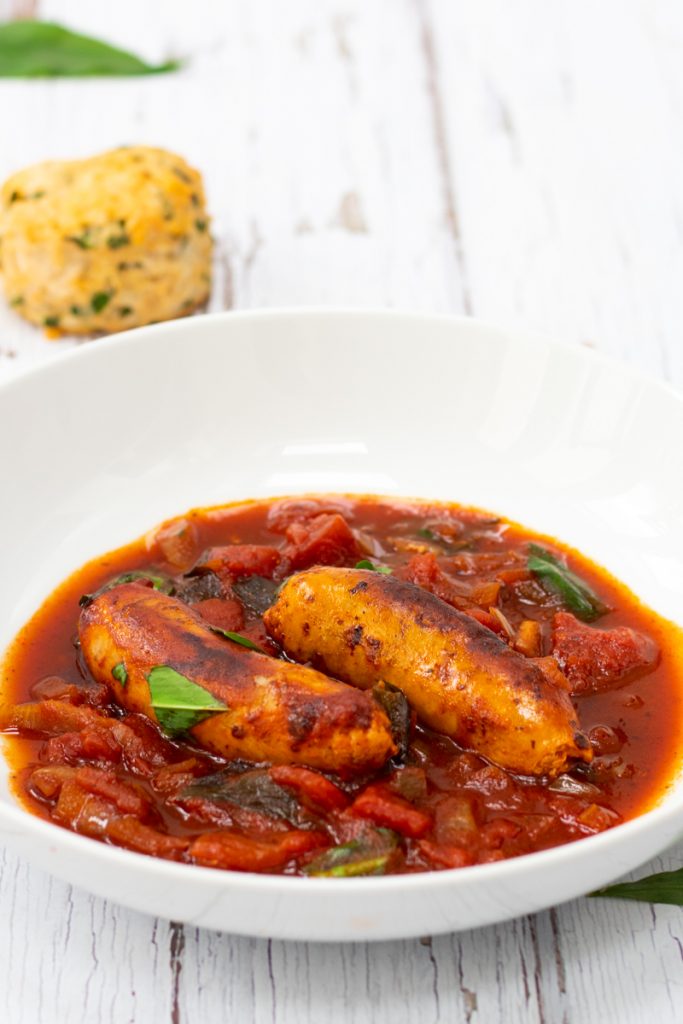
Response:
[1, 1, 683, 1021]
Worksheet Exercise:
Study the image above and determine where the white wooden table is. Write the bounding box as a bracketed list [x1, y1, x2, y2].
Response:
[1, 1, 682, 1021]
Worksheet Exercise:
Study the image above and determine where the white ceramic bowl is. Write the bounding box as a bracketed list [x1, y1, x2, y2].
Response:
[1, 309, 683, 942]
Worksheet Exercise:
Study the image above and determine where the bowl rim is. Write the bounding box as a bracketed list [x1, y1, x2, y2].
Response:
[1, 306, 682, 899]
[1, 305, 681, 407]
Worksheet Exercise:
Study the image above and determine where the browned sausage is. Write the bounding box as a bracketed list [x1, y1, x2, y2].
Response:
[79, 584, 396, 777]
[264, 568, 592, 777]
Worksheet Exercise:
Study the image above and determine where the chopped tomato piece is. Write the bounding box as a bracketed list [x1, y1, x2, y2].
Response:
[155, 517, 199, 570]
[152, 758, 204, 796]
[53, 780, 113, 837]
[576, 803, 621, 833]
[266, 498, 355, 534]
[283, 513, 360, 571]
[470, 580, 502, 607]
[479, 818, 521, 849]
[29, 765, 76, 798]
[0, 700, 103, 735]
[497, 568, 532, 585]
[74, 766, 150, 817]
[417, 841, 474, 869]
[552, 612, 658, 695]
[29, 676, 85, 704]
[281, 514, 354, 569]
[269, 765, 349, 813]
[53, 778, 188, 857]
[401, 555, 506, 634]
[189, 828, 327, 871]
[465, 607, 507, 634]
[199, 545, 281, 582]
[80, 726, 123, 763]
[350, 783, 431, 838]
[41, 715, 173, 776]
[194, 597, 245, 632]
[105, 818, 189, 859]
[401, 553, 469, 609]
[113, 714, 177, 771]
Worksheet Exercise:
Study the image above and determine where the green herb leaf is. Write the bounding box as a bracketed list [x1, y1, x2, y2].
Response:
[305, 830, 398, 877]
[232, 576, 279, 615]
[0, 21, 181, 77]
[107, 233, 130, 249]
[589, 866, 683, 905]
[91, 291, 112, 313]
[66, 228, 95, 250]
[417, 527, 438, 541]
[79, 571, 174, 609]
[147, 665, 227, 736]
[181, 769, 298, 821]
[112, 570, 175, 594]
[43, 315, 60, 328]
[355, 559, 393, 575]
[211, 628, 266, 654]
[527, 544, 609, 622]
[372, 682, 410, 761]
[111, 662, 127, 687]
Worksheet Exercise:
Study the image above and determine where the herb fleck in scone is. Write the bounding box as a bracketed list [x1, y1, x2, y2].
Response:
[0, 146, 212, 337]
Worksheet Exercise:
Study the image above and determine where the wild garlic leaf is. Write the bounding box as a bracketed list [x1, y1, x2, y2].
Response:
[589, 866, 683, 906]
[0, 21, 181, 77]
[355, 559, 393, 575]
[147, 665, 226, 736]
[305, 830, 398, 877]
[210, 628, 266, 654]
[527, 544, 609, 621]
[111, 662, 127, 687]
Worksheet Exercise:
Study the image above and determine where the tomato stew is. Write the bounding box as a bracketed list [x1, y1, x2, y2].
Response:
[1, 496, 682, 877]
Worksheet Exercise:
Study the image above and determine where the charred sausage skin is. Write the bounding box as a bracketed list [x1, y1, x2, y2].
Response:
[264, 568, 592, 777]
[78, 584, 396, 777]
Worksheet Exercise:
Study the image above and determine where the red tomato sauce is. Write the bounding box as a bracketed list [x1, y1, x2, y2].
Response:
[1, 495, 682, 876]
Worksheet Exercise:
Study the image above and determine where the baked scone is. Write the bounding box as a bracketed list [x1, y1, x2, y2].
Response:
[0, 146, 212, 337]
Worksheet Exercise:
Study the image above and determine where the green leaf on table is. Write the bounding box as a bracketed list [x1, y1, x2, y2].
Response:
[147, 665, 227, 736]
[355, 559, 393, 575]
[527, 544, 609, 621]
[0, 20, 181, 77]
[589, 866, 683, 906]
[210, 627, 266, 654]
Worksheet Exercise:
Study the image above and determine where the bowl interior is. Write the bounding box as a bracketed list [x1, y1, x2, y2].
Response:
[1, 309, 683, 936]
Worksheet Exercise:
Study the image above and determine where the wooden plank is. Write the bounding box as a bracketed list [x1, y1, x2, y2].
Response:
[424, 0, 683, 387]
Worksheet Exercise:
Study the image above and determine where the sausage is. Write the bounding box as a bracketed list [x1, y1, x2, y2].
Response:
[78, 584, 396, 777]
[263, 568, 592, 777]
